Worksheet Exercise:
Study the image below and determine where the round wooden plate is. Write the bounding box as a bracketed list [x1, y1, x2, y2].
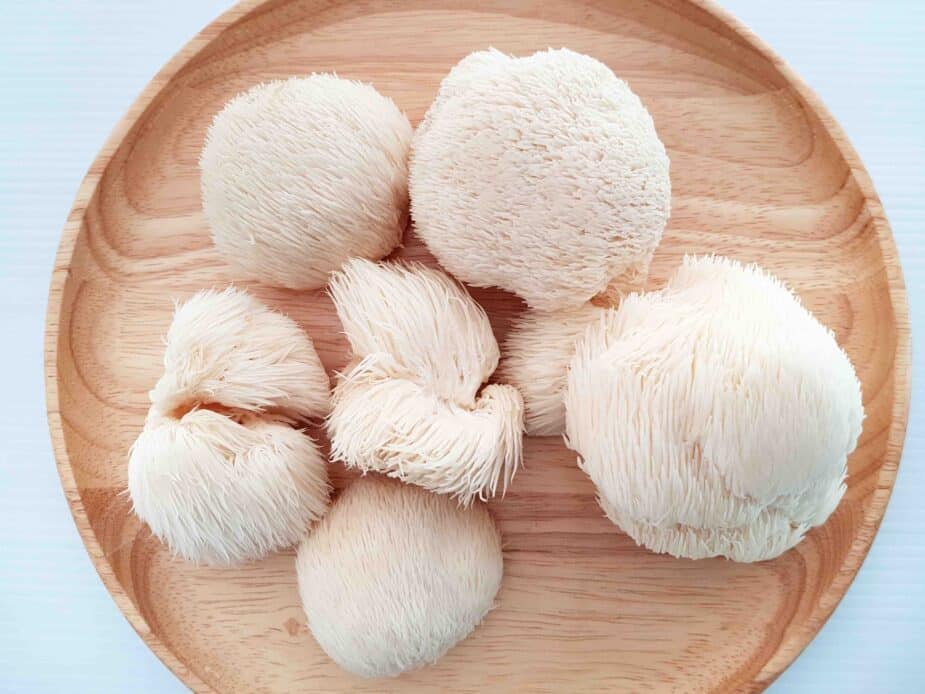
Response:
[45, 0, 910, 691]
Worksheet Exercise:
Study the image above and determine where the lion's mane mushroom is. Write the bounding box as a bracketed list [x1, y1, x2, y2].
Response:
[201, 75, 412, 290]
[565, 255, 864, 562]
[296, 475, 503, 678]
[410, 48, 670, 312]
[499, 304, 606, 436]
[326, 259, 524, 504]
[149, 287, 330, 419]
[128, 288, 331, 565]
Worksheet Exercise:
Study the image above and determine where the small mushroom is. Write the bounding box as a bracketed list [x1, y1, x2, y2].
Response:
[201, 75, 412, 289]
[326, 259, 523, 504]
[565, 256, 864, 562]
[150, 287, 330, 420]
[128, 288, 331, 565]
[410, 48, 670, 312]
[129, 410, 328, 566]
[500, 304, 605, 436]
[296, 475, 503, 678]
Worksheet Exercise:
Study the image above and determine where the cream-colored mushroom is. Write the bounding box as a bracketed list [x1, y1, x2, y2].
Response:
[201, 75, 412, 289]
[129, 410, 328, 566]
[410, 48, 670, 312]
[296, 475, 503, 678]
[150, 287, 330, 419]
[128, 288, 331, 565]
[499, 304, 606, 436]
[326, 259, 523, 504]
[564, 256, 864, 562]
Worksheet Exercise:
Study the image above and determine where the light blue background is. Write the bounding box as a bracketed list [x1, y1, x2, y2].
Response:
[1, 1, 921, 691]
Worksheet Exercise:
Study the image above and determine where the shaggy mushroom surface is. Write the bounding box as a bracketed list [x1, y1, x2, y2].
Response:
[411, 48, 670, 312]
[201, 75, 411, 289]
[296, 476, 503, 677]
[565, 256, 864, 562]
[128, 288, 330, 565]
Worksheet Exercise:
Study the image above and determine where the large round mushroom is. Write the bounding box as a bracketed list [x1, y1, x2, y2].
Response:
[410, 48, 670, 312]
[201, 75, 412, 289]
[565, 255, 864, 562]
[296, 475, 503, 677]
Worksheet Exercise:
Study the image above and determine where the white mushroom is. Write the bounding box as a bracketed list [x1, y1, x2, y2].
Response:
[564, 256, 864, 562]
[201, 75, 412, 289]
[330, 355, 522, 503]
[128, 288, 331, 565]
[129, 410, 328, 566]
[150, 287, 330, 420]
[500, 304, 605, 436]
[326, 259, 523, 504]
[410, 48, 670, 312]
[296, 475, 503, 678]
[328, 258, 499, 405]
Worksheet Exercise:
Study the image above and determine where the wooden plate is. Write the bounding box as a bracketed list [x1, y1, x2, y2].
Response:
[45, 0, 910, 691]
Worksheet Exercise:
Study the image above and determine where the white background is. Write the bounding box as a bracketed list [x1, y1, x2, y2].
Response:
[0, 1, 922, 691]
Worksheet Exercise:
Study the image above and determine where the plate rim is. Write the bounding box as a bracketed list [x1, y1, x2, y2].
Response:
[43, 0, 912, 690]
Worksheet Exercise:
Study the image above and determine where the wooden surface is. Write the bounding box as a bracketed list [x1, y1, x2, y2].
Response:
[43, 0, 910, 691]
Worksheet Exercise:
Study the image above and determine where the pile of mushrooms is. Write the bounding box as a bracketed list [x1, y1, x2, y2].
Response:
[127, 48, 864, 679]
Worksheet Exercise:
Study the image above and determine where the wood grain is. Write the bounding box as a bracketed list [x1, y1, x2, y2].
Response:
[43, 0, 910, 691]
